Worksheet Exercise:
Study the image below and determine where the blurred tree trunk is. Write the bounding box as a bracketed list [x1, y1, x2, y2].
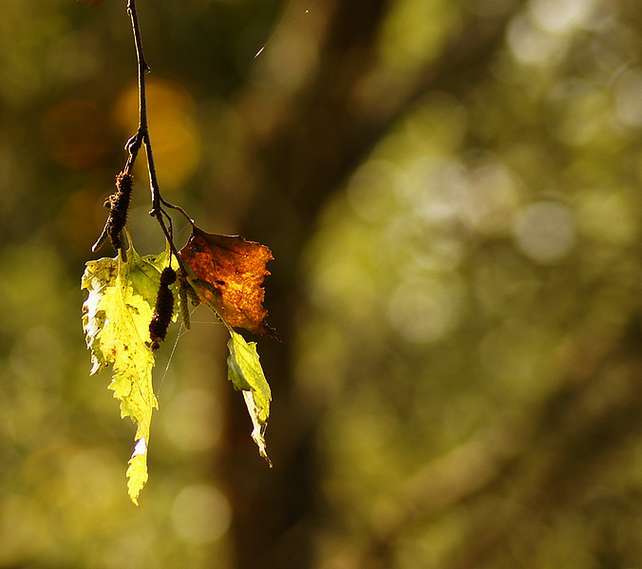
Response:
[219, 2, 392, 567]
[216, 1, 523, 567]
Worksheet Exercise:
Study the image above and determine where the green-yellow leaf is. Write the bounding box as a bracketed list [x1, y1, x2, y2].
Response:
[81, 244, 169, 505]
[227, 330, 272, 465]
[128, 243, 178, 308]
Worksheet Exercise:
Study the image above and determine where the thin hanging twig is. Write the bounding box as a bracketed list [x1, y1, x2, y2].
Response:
[124, 0, 190, 272]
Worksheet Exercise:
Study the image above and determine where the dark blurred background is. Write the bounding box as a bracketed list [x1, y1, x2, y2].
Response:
[1, 0, 642, 567]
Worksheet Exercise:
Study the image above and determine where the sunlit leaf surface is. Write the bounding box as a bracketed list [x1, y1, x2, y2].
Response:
[81, 244, 170, 504]
[179, 227, 273, 334]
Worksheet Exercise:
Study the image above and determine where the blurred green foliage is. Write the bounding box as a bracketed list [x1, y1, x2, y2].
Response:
[0, 0, 641, 568]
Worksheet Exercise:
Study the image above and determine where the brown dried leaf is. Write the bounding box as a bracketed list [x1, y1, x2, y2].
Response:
[179, 227, 273, 334]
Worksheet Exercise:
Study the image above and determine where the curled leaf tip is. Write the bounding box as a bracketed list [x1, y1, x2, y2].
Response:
[228, 332, 272, 463]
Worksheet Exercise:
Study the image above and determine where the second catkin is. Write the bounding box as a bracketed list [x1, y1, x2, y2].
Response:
[149, 267, 176, 351]
[106, 171, 133, 254]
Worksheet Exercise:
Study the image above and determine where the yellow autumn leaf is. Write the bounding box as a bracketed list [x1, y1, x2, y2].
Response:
[81, 245, 170, 504]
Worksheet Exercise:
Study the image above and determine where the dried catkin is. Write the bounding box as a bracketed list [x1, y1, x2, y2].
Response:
[149, 267, 176, 351]
[106, 171, 133, 253]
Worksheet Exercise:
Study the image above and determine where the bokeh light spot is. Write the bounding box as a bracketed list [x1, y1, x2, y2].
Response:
[42, 99, 109, 169]
[388, 276, 464, 343]
[513, 201, 576, 263]
[529, 0, 595, 34]
[613, 69, 642, 129]
[114, 79, 200, 190]
[507, 14, 566, 65]
[171, 484, 230, 544]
